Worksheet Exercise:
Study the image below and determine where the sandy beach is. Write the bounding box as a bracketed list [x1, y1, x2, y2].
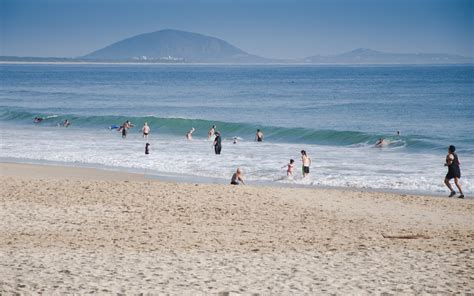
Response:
[0, 162, 473, 294]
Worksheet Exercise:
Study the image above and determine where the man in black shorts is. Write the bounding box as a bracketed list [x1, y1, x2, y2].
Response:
[444, 145, 464, 198]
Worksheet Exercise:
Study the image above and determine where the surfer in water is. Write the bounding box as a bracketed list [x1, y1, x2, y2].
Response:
[186, 127, 195, 140]
[375, 138, 386, 147]
[255, 129, 264, 142]
[62, 119, 71, 127]
[230, 168, 245, 185]
[444, 145, 464, 198]
[34, 117, 44, 123]
[208, 125, 216, 140]
[142, 122, 150, 138]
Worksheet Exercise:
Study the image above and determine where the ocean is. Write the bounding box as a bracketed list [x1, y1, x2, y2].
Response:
[0, 63, 472, 195]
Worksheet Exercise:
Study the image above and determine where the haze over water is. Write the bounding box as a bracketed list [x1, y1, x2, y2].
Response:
[0, 64, 472, 195]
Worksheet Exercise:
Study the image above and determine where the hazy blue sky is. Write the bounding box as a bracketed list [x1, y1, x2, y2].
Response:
[1, 0, 473, 59]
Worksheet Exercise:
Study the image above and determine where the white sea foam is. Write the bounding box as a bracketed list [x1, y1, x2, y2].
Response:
[1, 123, 472, 196]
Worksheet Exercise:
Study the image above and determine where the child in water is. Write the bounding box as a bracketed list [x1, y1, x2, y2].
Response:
[282, 159, 295, 177]
[230, 168, 245, 185]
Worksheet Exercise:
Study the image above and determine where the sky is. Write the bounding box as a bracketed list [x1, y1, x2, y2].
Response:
[1, 0, 473, 59]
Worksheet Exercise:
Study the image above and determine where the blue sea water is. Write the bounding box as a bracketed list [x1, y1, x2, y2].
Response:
[0, 63, 472, 195]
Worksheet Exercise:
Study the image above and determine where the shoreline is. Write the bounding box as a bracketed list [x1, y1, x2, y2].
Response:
[0, 159, 454, 198]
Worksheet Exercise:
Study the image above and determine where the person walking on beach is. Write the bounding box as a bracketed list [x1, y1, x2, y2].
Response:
[208, 125, 216, 140]
[444, 145, 464, 198]
[213, 131, 222, 154]
[142, 122, 150, 138]
[282, 159, 295, 177]
[256, 129, 264, 142]
[301, 150, 311, 177]
[230, 168, 245, 185]
[145, 143, 150, 155]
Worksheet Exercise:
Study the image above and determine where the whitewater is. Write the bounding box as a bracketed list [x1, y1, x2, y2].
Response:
[0, 64, 472, 195]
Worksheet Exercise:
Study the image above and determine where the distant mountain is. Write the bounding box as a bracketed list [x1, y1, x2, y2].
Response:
[305, 48, 474, 64]
[82, 29, 271, 63]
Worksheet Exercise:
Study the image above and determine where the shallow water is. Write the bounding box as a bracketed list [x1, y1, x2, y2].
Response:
[1, 64, 472, 195]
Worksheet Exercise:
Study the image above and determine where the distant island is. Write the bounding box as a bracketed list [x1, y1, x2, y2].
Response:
[1, 29, 473, 64]
[304, 48, 474, 64]
[82, 29, 272, 63]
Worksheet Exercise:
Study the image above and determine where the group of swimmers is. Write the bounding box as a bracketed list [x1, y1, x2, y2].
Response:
[34, 117, 70, 127]
[34, 117, 465, 197]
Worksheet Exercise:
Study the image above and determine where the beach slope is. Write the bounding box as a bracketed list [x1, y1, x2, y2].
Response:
[0, 163, 473, 294]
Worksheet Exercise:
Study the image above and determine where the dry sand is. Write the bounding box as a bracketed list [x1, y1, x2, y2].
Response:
[1, 162, 473, 294]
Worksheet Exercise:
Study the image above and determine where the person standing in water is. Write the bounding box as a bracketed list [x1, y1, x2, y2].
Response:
[145, 143, 150, 155]
[301, 150, 311, 177]
[213, 131, 222, 154]
[444, 145, 464, 198]
[119, 120, 133, 139]
[230, 168, 245, 185]
[255, 129, 264, 142]
[186, 127, 195, 140]
[208, 125, 216, 140]
[142, 122, 150, 138]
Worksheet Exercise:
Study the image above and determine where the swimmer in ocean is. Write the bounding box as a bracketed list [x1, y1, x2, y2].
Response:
[186, 127, 195, 140]
[208, 125, 216, 140]
[142, 122, 150, 138]
[375, 138, 386, 147]
[255, 129, 264, 142]
[119, 120, 133, 139]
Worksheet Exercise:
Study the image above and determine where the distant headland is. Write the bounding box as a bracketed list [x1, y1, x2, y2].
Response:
[1, 29, 473, 64]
